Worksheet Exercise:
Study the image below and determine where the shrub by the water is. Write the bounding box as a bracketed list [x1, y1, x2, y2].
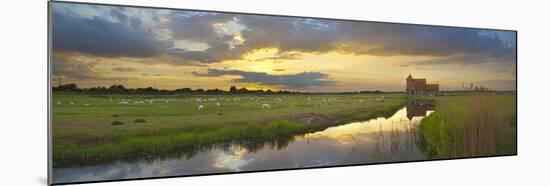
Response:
[134, 118, 146, 123]
[111, 121, 124, 125]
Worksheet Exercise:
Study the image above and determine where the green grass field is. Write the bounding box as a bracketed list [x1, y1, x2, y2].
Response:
[418, 93, 517, 158]
[52, 93, 408, 166]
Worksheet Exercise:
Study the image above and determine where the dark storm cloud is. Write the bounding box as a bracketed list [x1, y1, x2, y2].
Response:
[51, 3, 516, 67]
[52, 55, 98, 80]
[339, 24, 515, 58]
[52, 8, 169, 58]
[162, 13, 343, 64]
[238, 17, 516, 63]
[109, 8, 128, 23]
[192, 69, 335, 88]
[112, 67, 137, 72]
[163, 12, 245, 65]
[168, 12, 234, 42]
[52, 52, 137, 81]
[237, 16, 342, 54]
[162, 11, 515, 65]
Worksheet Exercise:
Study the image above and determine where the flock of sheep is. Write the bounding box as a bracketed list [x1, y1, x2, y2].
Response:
[55, 95, 389, 111]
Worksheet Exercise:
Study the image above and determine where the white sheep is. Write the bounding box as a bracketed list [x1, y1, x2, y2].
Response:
[70, 101, 74, 105]
[84, 104, 90, 106]
[57, 101, 62, 105]
[262, 103, 271, 109]
[216, 102, 221, 107]
[118, 101, 130, 106]
[198, 104, 204, 111]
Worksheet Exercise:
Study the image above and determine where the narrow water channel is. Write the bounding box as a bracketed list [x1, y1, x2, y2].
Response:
[53, 105, 434, 183]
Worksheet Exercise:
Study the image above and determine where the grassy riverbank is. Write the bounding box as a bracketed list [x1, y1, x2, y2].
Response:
[418, 93, 516, 158]
[52, 93, 408, 166]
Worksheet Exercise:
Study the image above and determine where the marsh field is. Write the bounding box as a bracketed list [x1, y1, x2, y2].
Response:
[51, 92, 516, 183]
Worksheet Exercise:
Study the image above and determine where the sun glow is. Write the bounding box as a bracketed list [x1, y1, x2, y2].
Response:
[243, 48, 280, 61]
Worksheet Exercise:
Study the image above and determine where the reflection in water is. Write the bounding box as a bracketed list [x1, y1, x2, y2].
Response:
[406, 101, 435, 120]
[53, 106, 433, 184]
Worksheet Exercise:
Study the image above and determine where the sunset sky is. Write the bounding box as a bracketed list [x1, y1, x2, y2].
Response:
[51, 2, 516, 92]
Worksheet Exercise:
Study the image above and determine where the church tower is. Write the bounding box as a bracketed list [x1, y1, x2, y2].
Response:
[406, 74, 414, 94]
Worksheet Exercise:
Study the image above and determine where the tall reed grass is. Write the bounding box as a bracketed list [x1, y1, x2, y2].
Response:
[418, 93, 516, 158]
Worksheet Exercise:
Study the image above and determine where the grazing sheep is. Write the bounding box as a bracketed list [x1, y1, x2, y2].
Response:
[84, 104, 90, 106]
[70, 101, 74, 105]
[118, 101, 130, 106]
[262, 103, 271, 109]
[216, 102, 221, 107]
[198, 104, 204, 111]
[57, 101, 62, 105]
[375, 98, 385, 102]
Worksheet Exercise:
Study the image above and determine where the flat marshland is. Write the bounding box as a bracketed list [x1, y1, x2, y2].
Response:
[52, 92, 516, 167]
[52, 93, 408, 166]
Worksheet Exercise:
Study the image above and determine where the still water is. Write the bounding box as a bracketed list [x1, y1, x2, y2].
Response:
[53, 106, 433, 183]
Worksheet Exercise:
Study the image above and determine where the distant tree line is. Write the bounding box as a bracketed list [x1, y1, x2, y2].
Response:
[53, 84, 387, 95]
[53, 84, 305, 95]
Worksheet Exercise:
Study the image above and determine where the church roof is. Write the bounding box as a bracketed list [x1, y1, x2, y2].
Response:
[407, 74, 413, 80]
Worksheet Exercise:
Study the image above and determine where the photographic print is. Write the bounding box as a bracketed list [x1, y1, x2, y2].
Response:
[49, 1, 517, 184]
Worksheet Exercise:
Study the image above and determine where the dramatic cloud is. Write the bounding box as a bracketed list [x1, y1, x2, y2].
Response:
[192, 69, 335, 88]
[50, 2, 516, 91]
[112, 67, 137, 72]
[52, 8, 169, 58]
[52, 52, 136, 81]
[52, 53, 99, 80]
[52, 3, 516, 67]
[161, 12, 515, 65]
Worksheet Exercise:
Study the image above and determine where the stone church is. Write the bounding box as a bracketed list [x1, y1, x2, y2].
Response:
[406, 74, 439, 95]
